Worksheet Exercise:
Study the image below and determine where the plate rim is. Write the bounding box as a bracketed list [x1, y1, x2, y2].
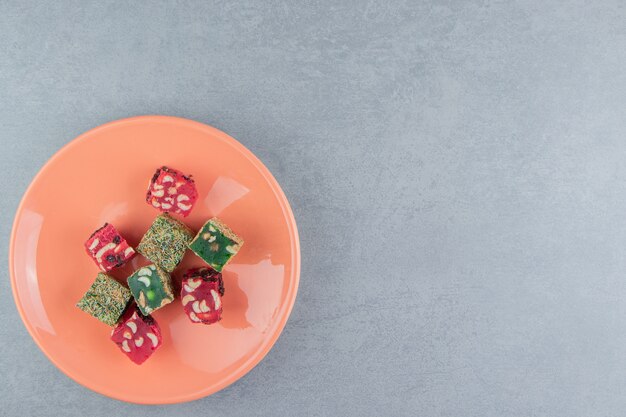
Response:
[9, 115, 301, 404]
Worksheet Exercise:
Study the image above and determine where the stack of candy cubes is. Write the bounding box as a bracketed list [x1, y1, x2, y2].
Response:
[76, 166, 244, 364]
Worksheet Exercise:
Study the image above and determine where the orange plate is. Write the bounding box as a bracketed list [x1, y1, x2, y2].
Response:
[9, 116, 300, 404]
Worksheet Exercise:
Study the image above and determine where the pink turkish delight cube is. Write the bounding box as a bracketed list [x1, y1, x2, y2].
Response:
[85, 223, 136, 271]
[146, 166, 198, 217]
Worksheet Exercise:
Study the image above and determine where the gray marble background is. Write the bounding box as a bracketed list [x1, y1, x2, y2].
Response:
[1, 1, 625, 416]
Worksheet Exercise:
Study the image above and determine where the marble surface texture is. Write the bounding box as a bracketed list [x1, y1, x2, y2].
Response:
[1, 1, 625, 416]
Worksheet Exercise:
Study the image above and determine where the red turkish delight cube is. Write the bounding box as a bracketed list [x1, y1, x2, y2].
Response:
[180, 267, 224, 324]
[110, 304, 162, 365]
[85, 223, 136, 271]
[146, 166, 198, 217]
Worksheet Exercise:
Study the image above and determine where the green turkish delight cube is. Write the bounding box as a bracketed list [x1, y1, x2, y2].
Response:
[137, 214, 194, 272]
[127, 264, 175, 315]
[189, 218, 243, 272]
[76, 273, 131, 326]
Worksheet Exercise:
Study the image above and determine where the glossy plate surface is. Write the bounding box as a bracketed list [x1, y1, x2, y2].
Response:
[9, 116, 300, 404]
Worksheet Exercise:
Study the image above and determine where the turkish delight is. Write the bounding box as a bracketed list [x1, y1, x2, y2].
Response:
[127, 264, 175, 315]
[76, 273, 131, 326]
[85, 223, 135, 271]
[110, 304, 162, 364]
[180, 267, 224, 324]
[137, 214, 194, 272]
[146, 166, 198, 217]
[188, 218, 243, 272]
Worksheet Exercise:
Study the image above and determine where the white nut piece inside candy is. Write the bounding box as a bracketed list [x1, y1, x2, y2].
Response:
[134, 337, 144, 347]
[95, 242, 116, 262]
[211, 289, 221, 310]
[199, 299, 210, 313]
[138, 267, 152, 276]
[123, 331, 132, 339]
[146, 332, 159, 348]
[127, 322, 137, 333]
[189, 311, 201, 322]
[89, 238, 99, 251]
[186, 279, 201, 289]
[122, 340, 130, 352]
[192, 300, 202, 313]
[151, 200, 161, 208]
[226, 245, 238, 254]
[182, 294, 195, 306]
[177, 194, 190, 202]
[162, 175, 175, 183]
[152, 189, 165, 197]
[168, 186, 178, 195]
[124, 247, 134, 257]
[161, 203, 172, 209]
[138, 276, 151, 287]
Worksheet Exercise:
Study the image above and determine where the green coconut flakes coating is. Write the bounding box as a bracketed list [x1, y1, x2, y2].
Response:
[127, 264, 174, 315]
[189, 218, 243, 272]
[137, 213, 194, 272]
[76, 273, 131, 326]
